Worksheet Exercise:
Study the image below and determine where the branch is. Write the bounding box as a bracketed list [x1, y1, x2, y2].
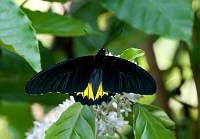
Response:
[141, 36, 171, 118]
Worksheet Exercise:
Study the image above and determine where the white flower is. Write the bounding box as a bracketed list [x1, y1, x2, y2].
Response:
[106, 52, 120, 57]
[54, 96, 75, 119]
[25, 117, 52, 139]
[25, 96, 75, 139]
[107, 112, 128, 131]
[26, 93, 139, 139]
[94, 93, 139, 138]
[123, 93, 141, 103]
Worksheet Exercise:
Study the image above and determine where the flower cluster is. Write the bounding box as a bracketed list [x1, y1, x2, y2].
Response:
[25, 93, 140, 139]
[94, 93, 140, 138]
[25, 97, 75, 139]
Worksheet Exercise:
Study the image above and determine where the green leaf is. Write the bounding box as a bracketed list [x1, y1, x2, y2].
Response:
[22, 8, 95, 36]
[142, 104, 175, 130]
[0, 46, 67, 106]
[0, 0, 41, 72]
[45, 103, 96, 139]
[133, 103, 176, 139]
[100, 0, 194, 45]
[120, 48, 144, 62]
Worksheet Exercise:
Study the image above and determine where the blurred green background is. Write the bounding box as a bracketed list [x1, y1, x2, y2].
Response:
[0, 0, 199, 138]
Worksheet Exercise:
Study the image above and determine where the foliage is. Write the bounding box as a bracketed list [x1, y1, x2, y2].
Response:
[133, 103, 175, 139]
[0, 0, 197, 139]
[45, 103, 96, 139]
[0, 0, 41, 72]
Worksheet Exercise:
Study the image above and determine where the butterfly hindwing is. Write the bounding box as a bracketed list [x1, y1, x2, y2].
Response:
[102, 56, 156, 95]
[25, 56, 95, 94]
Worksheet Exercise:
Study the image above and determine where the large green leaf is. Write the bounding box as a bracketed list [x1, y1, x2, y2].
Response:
[45, 103, 96, 139]
[133, 103, 176, 139]
[143, 104, 175, 130]
[0, 0, 41, 72]
[0, 46, 67, 106]
[100, 0, 194, 45]
[22, 8, 95, 36]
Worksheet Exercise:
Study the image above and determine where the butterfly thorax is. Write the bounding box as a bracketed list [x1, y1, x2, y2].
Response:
[94, 48, 106, 68]
[75, 48, 109, 104]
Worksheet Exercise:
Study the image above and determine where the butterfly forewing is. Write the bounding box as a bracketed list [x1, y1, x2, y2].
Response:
[25, 56, 95, 94]
[102, 56, 156, 95]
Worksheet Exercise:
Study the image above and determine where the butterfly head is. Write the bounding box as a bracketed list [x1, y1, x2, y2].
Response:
[95, 48, 106, 59]
[98, 48, 106, 55]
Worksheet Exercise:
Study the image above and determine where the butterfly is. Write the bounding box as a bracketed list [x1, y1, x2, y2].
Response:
[25, 48, 156, 105]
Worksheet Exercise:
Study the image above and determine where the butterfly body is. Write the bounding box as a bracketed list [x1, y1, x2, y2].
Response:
[25, 48, 156, 105]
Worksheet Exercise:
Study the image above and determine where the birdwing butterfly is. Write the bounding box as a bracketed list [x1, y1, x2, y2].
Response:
[25, 48, 156, 105]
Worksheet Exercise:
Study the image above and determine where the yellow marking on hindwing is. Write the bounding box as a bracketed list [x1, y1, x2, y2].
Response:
[76, 83, 108, 101]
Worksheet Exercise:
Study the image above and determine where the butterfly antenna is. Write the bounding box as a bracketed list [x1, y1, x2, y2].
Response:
[102, 30, 122, 48]
[84, 30, 101, 48]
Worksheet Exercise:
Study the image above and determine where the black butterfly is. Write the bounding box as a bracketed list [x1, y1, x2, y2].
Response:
[25, 48, 156, 105]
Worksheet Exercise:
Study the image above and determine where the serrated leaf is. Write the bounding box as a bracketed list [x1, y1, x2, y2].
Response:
[100, 0, 193, 45]
[142, 104, 175, 130]
[0, 0, 41, 72]
[22, 8, 95, 36]
[120, 48, 144, 62]
[133, 103, 176, 139]
[45, 103, 96, 139]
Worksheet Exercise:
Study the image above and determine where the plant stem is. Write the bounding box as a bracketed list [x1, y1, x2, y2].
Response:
[142, 36, 171, 118]
[189, 14, 200, 139]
